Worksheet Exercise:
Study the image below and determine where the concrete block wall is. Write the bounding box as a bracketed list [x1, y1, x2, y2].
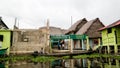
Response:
[10, 29, 47, 54]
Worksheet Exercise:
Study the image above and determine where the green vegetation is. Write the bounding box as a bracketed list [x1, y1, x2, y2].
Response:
[31, 56, 57, 62]
[0, 56, 57, 62]
[62, 56, 69, 59]
[0, 54, 120, 62]
[73, 54, 112, 59]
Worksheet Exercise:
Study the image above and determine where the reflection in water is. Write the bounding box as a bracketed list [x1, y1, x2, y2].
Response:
[51, 58, 120, 68]
[0, 61, 5, 68]
[9, 61, 51, 68]
[1, 57, 120, 68]
[51, 59, 65, 68]
[51, 59, 90, 68]
[0, 61, 8, 68]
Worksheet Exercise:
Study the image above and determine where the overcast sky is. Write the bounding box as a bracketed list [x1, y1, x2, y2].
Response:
[0, 0, 120, 29]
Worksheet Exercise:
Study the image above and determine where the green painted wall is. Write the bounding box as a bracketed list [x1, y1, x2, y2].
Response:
[101, 25, 120, 46]
[0, 30, 11, 55]
[101, 30, 107, 45]
[116, 26, 120, 45]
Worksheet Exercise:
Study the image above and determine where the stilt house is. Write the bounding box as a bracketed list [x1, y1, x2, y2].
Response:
[99, 20, 120, 54]
[66, 18, 105, 50]
[0, 17, 11, 55]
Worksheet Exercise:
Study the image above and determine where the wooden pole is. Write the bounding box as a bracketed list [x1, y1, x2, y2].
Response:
[70, 39, 73, 53]
[114, 31, 118, 54]
[116, 59, 119, 68]
[68, 37, 73, 53]
[82, 39, 84, 50]
[70, 59, 74, 68]
[98, 38, 101, 53]
[14, 17, 17, 29]
[107, 34, 109, 54]
[87, 59, 91, 68]
[71, 16, 73, 26]
[86, 36, 90, 50]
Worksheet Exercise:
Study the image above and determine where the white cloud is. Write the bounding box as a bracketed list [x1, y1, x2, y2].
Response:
[0, 0, 120, 29]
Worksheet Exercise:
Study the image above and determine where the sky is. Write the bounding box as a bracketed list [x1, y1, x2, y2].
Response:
[0, 0, 120, 29]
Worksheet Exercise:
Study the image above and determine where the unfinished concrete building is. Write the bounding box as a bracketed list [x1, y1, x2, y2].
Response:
[10, 29, 46, 54]
[10, 26, 66, 54]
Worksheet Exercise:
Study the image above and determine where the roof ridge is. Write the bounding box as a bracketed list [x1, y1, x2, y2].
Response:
[0, 17, 9, 29]
[76, 18, 100, 34]
[65, 18, 87, 34]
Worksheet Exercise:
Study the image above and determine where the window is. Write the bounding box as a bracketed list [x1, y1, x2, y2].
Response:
[0, 35, 3, 48]
[0, 35, 3, 42]
[107, 28, 112, 33]
[93, 39, 98, 45]
[23, 38, 29, 42]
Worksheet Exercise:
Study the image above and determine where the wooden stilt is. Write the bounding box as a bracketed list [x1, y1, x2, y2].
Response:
[70, 39, 73, 53]
[86, 36, 90, 50]
[114, 45, 118, 54]
[87, 59, 91, 68]
[70, 59, 74, 68]
[105, 47, 107, 54]
[116, 59, 119, 68]
[82, 39, 84, 50]
[107, 46, 110, 54]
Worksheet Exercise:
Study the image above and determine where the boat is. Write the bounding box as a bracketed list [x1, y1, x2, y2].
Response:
[52, 49, 70, 53]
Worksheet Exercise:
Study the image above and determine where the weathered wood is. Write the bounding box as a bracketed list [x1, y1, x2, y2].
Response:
[33, 50, 94, 57]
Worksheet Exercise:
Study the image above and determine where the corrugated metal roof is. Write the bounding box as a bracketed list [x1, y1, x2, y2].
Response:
[99, 20, 120, 31]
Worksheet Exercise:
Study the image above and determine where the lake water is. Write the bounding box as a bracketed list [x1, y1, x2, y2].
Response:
[1, 57, 120, 68]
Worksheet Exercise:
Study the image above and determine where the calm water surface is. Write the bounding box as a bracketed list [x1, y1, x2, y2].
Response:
[1, 57, 120, 68]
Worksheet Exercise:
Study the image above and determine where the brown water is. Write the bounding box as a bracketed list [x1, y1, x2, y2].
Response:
[1, 57, 120, 68]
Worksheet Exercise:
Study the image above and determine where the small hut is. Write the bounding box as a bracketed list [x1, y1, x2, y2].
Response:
[65, 18, 87, 34]
[65, 18, 88, 50]
[99, 20, 120, 54]
[76, 18, 105, 50]
[66, 18, 105, 50]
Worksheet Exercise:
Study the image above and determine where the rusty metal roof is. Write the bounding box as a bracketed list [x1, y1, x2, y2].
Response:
[99, 20, 120, 31]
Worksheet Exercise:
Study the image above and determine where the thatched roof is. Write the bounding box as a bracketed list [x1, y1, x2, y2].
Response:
[76, 18, 105, 38]
[39, 26, 66, 35]
[76, 18, 96, 34]
[65, 18, 87, 34]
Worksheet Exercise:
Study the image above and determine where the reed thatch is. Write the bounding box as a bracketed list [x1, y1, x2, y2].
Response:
[76, 18, 105, 38]
[65, 18, 87, 34]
